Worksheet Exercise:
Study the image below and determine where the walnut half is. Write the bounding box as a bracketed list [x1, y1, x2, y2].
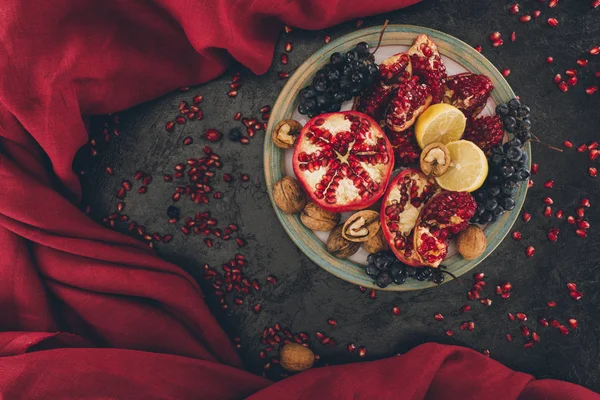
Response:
[420, 142, 451, 177]
[341, 210, 380, 243]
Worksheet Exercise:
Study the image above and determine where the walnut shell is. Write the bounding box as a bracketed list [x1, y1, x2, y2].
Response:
[300, 202, 340, 231]
[420, 142, 451, 177]
[273, 176, 306, 214]
[326, 224, 361, 258]
[342, 210, 381, 242]
[280, 343, 314, 372]
[272, 119, 303, 149]
[363, 228, 389, 254]
[456, 225, 487, 260]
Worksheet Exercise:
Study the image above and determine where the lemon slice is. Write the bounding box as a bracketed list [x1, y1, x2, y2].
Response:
[435, 140, 488, 192]
[414, 104, 466, 149]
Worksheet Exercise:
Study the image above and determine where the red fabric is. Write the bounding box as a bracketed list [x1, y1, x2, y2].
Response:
[0, 0, 597, 398]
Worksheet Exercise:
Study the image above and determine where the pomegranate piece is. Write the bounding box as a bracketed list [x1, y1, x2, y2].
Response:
[413, 191, 477, 268]
[293, 111, 394, 212]
[386, 128, 421, 167]
[356, 82, 396, 122]
[379, 52, 413, 83]
[462, 115, 504, 155]
[443, 73, 494, 117]
[385, 77, 432, 132]
[408, 34, 447, 103]
[380, 169, 438, 266]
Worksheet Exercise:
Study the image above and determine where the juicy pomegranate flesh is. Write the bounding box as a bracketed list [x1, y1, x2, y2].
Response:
[379, 52, 412, 83]
[293, 111, 394, 212]
[380, 169, 438, 266]
[408, 34, 447, 104]
[385, 77, 432, 132]
[414, 191, 477, 267]
[444, 73, 494, 117]
[463, 115, 504, 155]
[386, 128, 421, 167]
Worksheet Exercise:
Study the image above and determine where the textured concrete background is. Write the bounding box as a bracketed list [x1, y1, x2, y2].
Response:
[77, 0, 600, 391]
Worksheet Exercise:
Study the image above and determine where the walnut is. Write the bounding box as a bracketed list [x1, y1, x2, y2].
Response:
[363, 228, 389, 254]
[273, 176, 306, 214]
[272, 119, 303, 148]
[342, 210, 380, 242]
[420, 142, 451, 177]
[300, 202, 340, 231]
[326, 224, 361, 258]
[456, 225, 486, 260]
[280, 343, 314, 372]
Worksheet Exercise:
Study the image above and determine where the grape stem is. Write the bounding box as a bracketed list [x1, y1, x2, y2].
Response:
[372, 19, 390, 55]
[530, 133, 563, 152]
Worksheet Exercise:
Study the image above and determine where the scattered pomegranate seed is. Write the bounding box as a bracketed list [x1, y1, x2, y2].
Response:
[563, 140, 573, 148]
[580, 198, 591, 207]
[468, 321, 475, 331]
[512, 231, 522, 241]
[278, 72, 289, 79]
[481, 349, 490, 357]
[577, 59, 589, 67]
[589, 167, 597, 177]
[266, 275, 278, 285]
[508, 313, 515, 321]
[204, 129, 222, 142]
[516, 312, 528, 322]
[445, 329, 454, 336]
[509, 3, 520, 14]
[528, 179, 534, 188]
[358, 346, 367, 357]
[553, 74, 562, 84]
[555, 209, 564, 219]
[474, 45, 482, 52]
[575, 229, 588, 238]
[591, 149, 599, 160]
[327, 318, 337, 326]
[284, 41, 292, 52]
[590, 46, 600, 55]
[565, 69, 577, 77]
[227, 90, 238, 97]
[543, 196, 554, 204]
[531, 332, 541, 343]
[547, 301, 557, 307]
[473, 272, 485, 281]
[546, 56, 554, 64]
[567, 216, 576, 224]
[587, 86, 599, 95]
[183, 136, 193, 146]
[531, 164, 539, 175]
[480, 298, 492, 307]
[324, 35, 331, 44]
[165, 121, 175, 132]
[558, 325, 569, 336]
[570, 291, 583, 300]
[521, 326, 531, 337]
[501, 282, 512, 293]
[578, 220, 590, 229]
[596, 71, 600, 78]
[392, 306, 401, 316]
[568, 318, 578, 329]
[558, 81, 568, 92]
[434, 313, 444, 321]
[524, 342, 535, 349]
[543, 206, 552, 217]
[492, 39, 504, 48]
[576, 207, 585, 217]
[551, 319, 561, 328]
[510, 31, 517, 42]
[539, 317, 549, 327]
[502, 68, 511, 77]
[240, 173, 249, 182]
[489, 32, 501, 41]
[522, 212, 531, 222]
[347, 343, 356, 353]
[547, 228, 559, 243]
[547, 18, 559, 27]
[548, 0, 558, 7]
[593, 0, 600, 9]
[525, 246, 535, 257]
[369, 289, 376, 300]
[253, 303, 262, 314]
[460, 304, 472, 313]
[532, 10, 541, 18]
[495, 286, 502, 295]
[567, 76, 577, 86]
[520, 15, 532, 23]
[506, 334, 513, 342]
[544, 180, 555, 189]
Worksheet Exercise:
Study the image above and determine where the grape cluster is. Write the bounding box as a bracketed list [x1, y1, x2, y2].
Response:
[471, 138, 530, 224]
[365, 251, 445, 288]
[495, 98, 532, 144]
[297, 42, 379, 118]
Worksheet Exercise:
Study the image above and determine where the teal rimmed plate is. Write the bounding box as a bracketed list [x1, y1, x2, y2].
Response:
[264, 25, 530, 291]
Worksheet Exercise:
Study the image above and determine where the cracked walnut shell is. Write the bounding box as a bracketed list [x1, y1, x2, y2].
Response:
[300, 202, 340, 231]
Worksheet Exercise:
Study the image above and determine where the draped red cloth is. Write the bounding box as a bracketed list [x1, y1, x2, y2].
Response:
[0, 0, 597, 398]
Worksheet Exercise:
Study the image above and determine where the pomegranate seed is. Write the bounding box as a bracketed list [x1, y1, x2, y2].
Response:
[505, 334, 513, 342]
[575, 229, 588, 238]
[445, 329, 454, 337]
[520, 15, 532, 23]
[388, 306, 400, 316]
[105, 167, 114, 176]
[315, 331, 325, 340]
[546, 56, 554, 64]
[516, 313, 528, 322]
[204, 129, 222, 142]
[355, 19, 363, 27]
[580, 198, 591, 208]
[280, 53, 288, 65]
[347, 343, 356, 353]
[554, 209, 564, 219]
[566, 69, 577, 77]
[481, 349, 490, 357]
[204, 238, 213, 248]
[539, 317, 549, 327]
[524, 342, 535, 349]
[468, 321, 475, 331]
[183, 136, 193, 146]
[568, 318, 578, 329]
[563, 140, 573, 148]
[543, 206, 552, 217]
[531, 164, 539, 175]
[474, 45, 482, 52]
[240, 174, 249, 182]
[266, 275, 277, 285]
[227, 90, 238, 97]
[567, 76, 577, 86]
[577, 59, 589, 67]
[165, 121, 175, 132]
[253, 303, 262, 314]
[508, 313, 515, 321]
[558, 325, 569, 335]
[567, 216, 576, 224]
[327, 318, 337, 326]
[459, 304, 471, 313]
[278, 71, 289, 79]
[590, 149, 599, 160]
[324, 35, 331, 44]
[578, 220, 590, 229]
[489, 32, 501, 41]
[175, 116, 186, 125]
[284, 41, 292, 52]
[525, 246, 535, 257]
[122, 180, 132, 191]
[495, 286, 502, 295]
[547, 18, 559, 27]
[553, 74, 562, 84]
[532, 10, 541, 18]
[531, 332, 541, 343]
[577, 207, 585, 218]
[570, 291, 583, 300]
[551, 318, 561, 327]
[589, 167, 598, 177]
[492, 39, 504, 48]
[521, 326, 530, 337]
[528, 179, 534, 188]
[587, 86, 599, 95]
[548, 0, 558, 7]
[501, 282, 512, 293]
[480, 298, 492, 307]
[522, 212, 531, 222]
[358, 346, 367, 357]
[284, 25, 292, 33]
[547, 228, 559, 243]
[558, 81, 568, 92]
[543, 196, 554, 204]
[596, 71, 600, 78]
[510, 31, 516, 42]
[434, 313, 444, 321]
[545, 180, 555, 189]
[473, 272, 485, 281]
[369, 289, 377, 300]
[502, 68, 511, 77]
[547, 301, 557, 307]
[509, 3, 520, 14]
[589, 142, 598, 150]
[501, 292, 511, 299]
[590, 46, 600, 55]
[512, 231, 522, 241]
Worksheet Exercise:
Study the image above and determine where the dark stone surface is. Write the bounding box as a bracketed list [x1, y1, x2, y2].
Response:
[78, 0, 600, 391]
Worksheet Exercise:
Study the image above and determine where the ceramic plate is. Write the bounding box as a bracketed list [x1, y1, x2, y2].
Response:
[264, 25, 530, 291]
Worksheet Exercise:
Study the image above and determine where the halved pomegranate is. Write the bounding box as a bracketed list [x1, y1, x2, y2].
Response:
[293, 111, 394, 212]
[408, 34, 447, 104]
[356, 52, 412, 122]
[384, 76, 432, 132]
[413, 191, 477, 267]
[380, 169, 438, 266]
[444, 73, 494, 117]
